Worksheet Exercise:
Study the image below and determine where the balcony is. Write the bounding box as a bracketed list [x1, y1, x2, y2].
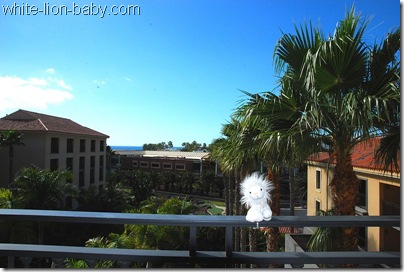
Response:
[0, 209, 400, 268]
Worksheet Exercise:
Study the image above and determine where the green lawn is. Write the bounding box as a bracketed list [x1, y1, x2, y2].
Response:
[203, 201, 225, 215]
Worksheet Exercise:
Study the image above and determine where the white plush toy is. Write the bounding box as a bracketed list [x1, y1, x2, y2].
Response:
[240, 172, 273, 223]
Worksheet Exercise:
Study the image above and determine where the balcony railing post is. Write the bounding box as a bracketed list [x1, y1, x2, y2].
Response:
[225, 226, 234, 268]
[225, 226, 233, 257]
[189, 226, 196, 257]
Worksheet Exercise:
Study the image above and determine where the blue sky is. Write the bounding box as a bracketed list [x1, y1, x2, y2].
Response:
[0, 0, 400, 146]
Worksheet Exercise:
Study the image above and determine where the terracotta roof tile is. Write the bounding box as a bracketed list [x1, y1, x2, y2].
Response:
[308, 138, 399, 173]
[0, 109, 108, 138]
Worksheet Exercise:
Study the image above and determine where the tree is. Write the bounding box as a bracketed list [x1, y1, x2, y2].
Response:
[307, 209, 343, 268]
[76, 185, 103, 211]
[211, 118, 262, 267]
[12, 166, 77, 210]
[143, 141, 173, 151]
[269, 6, 400, 259]
[181, 141, 207, 151]
[0, 188, 23, 209]
[0, 130, 25, 184]
[12, 167, 78, 245]
[109, 170, 153, 207]
[232, 92, 319, 268]
[98, 182, 134, 212]
[0, 188, 29, 268]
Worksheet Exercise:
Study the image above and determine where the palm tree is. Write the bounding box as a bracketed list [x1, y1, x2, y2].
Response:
[0, 188, 28, 268]
[12, 166, 77, 210]
[270, 6, 400, 257]
[374, 94, 400, 173]
[211, 119, 261, 267]
[12, 166, 77, 245]
[0, 130, 25, 184]
[0, 187, 24, 209]
[307, 209, 343, 268]
[233, 91, 319, 269]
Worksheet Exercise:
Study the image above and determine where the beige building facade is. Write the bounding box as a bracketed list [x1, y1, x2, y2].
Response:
[0, 110, 109, 190]
[306, 138, 400, 252]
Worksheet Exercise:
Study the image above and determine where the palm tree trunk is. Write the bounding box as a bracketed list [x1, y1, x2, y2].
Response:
[229, 174, 235, 216]
[224, 175, 230, 215]
[249, 228, 257, 268]
[234, 171, 243, 268]
[266, 167, 283, 268]
[240, 227, 247, 268]
[289, 167, 295, 233]
[234, 171, 240, 252]
[289, 167, 295, 216]
[330, 152, 359, 268]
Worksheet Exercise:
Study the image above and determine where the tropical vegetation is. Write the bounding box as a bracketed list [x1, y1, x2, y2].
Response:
[142, 140, 210, 151]
[210, 5, 400, 268]
[0, 130, 25, 184]
[0, 163, 231, 268]
[0, 4, 399, 269]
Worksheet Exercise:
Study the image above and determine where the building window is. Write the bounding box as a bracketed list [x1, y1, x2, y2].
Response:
[100, 140, 105, 152]
[99, 155, 104, 181]
[132, 161, 138, 167]
[80, 139, 86, 153]
[140, 161, 149, 168]
[79, 157, 85, 187]
[163, 163, 172, 170]
[151, 162, 160, 169]
[51, 138, 59, 154]
[67, 138, 74, 153]
[66, 157, 73, 171]
[90, 156, 95, 184]
[66, 158, 73, 183]
[381, 184, 400, 215]
[50, 159, 59, 171]
[356, 179, 367, 210]
[91, 140, 96, 152]
[315, 170, 321, 190]
[315, 200, 321, 215]
[175, 163, 185, 171]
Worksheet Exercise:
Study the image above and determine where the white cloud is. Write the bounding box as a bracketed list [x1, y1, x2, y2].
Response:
[0, 75, 74, 112]
[27, 77, 48, 86]
[46, 68, 56, 75]
[56, 79, 73, 91]
[92, 79, 106, 86]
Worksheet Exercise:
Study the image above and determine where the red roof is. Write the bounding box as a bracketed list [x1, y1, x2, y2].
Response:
[0, 109, 108, 138]
[308, 138, 399, 173]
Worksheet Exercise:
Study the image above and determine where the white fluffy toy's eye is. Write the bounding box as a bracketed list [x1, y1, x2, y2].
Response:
[249, 191, 251, 194]
[260, 188, 262, 191]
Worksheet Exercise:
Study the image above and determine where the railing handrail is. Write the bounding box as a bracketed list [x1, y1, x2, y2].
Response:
[1, 243, 400, 265]
[0, 208, 400, 227]
[0, 209, 400, 267]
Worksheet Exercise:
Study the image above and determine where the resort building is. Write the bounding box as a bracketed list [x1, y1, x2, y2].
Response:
[306, 138, 400, 252]
[116, 150, 216, 176]
[0, 109, 109, 190]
